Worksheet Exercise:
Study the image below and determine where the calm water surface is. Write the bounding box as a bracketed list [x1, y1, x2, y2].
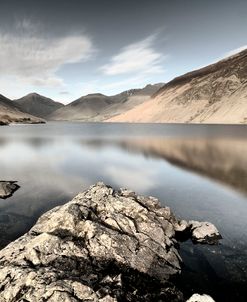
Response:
[0, 122, 247, 301]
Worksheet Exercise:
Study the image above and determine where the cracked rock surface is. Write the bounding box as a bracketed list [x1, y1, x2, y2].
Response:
[0, 181, 19, 199]
[0, 183, 220, 301]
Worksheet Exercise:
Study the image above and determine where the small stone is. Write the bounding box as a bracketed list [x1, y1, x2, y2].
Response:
[118, 188, 136, 197]
[186, 293, 215, 302]
[0, 181, 20, 199]
[174, 220, 189, 232]
[189, 220, 222, 244]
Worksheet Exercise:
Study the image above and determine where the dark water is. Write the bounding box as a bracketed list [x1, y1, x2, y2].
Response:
[0, 122, 247, 301]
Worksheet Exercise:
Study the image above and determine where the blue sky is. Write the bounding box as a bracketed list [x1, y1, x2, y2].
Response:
[0, 0, 246, 103]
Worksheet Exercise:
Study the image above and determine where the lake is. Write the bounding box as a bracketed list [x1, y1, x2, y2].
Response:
[0, 122, 247, 301]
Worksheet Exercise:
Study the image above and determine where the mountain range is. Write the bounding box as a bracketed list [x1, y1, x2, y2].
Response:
[0, 94, 44, 125]
[0, 48, 247, 125]
[48, 84, 163, 122]
[109, 49, 247, 123]
[0, 84, 163, 125]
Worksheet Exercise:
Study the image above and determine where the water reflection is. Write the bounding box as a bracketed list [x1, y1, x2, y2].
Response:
[0, 123, 247, 301]
[116, 138, 247, 194]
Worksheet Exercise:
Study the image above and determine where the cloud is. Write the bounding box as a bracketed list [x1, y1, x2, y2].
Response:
[0, 20, 94, 88]
[100, 34, 165, 76]
[78, 77, 144, 96]
[223, 45, 247, 58]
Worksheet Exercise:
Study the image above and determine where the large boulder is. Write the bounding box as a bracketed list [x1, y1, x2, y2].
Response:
[0, 183, 221, 301]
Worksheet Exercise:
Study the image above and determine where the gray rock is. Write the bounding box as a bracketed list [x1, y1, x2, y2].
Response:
[0, 182, 184, 301]
[189, 220, 222, 244]
[174, 219, 189, 232]
[0, 183, 221, 301]
[0, 181, 19, 199]
[186, 293, 215, 302]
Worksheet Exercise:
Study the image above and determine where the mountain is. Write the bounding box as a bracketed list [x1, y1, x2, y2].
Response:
[108, 49, 247, 124]
[15, 93, 64, 119]
[49, 84, 163, 122]
[0, 94, 44, 125]
[49, 93, 113, 121]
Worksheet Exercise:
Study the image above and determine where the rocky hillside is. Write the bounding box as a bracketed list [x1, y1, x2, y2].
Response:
[49, 84, 163, 122]
[108, 49, 247, 124]
[0, 94, 44, 125]
[15, 93, 64, 119]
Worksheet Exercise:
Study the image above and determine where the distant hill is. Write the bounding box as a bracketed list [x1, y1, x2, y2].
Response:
[0, 94, 44, 125]
[108, 49, 247, 124]
[49, 84, 163, 122]
[15, 93, 64, 119]
[49, 93, 114, 121]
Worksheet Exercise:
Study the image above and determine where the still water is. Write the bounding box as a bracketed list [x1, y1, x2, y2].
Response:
[0, 122, 247, 301]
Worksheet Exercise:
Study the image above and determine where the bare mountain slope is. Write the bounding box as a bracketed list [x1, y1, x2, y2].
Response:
[0, 94, 44, 125]
[15, 93, 64, 119]
[108, 49, 247, 124]
[49, 84, 163, 122]
[49, 93, 114, 121]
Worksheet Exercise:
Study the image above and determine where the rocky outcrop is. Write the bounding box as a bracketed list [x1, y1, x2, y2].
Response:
[0, 181, 19, 199]
[0, 183, 221, 301]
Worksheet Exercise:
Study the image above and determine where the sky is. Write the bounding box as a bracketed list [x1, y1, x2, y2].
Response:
[0, 0, 246, 104]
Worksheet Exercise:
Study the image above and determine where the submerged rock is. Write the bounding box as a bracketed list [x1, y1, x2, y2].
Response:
[0, 183, 221, 301]
[187, 293, 215, 302]
[189, 221, 222, 244]
[0, 181, 20, 199]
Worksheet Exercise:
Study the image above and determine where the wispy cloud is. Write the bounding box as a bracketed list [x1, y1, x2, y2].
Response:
[223, 45, 247, 58]
[100, 34, 166, 76]
[0, 19, 94, 88]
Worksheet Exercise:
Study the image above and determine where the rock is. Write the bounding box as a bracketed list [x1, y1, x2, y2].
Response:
[0, 181, 20, 199]
[174, 219, 189, 233]
[174, 219, 222, 245]
[0, 183, 221, 301]
[186, 293, 215, 302]
[189, 220, 222, 244]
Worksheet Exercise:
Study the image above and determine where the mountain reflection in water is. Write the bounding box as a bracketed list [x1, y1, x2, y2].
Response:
[112, 138, 247, 195]
[0, 123, 247, 301]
